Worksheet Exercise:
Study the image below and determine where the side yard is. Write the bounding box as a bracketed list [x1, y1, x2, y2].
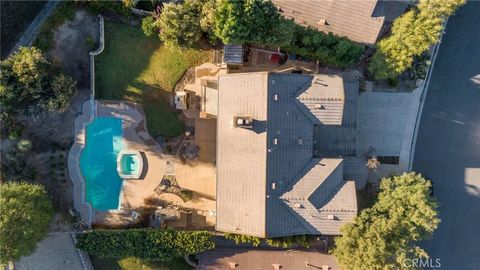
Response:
[95, 21, 212, 138]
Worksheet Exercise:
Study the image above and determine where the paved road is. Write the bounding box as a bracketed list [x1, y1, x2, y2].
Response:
[413, 2, 480, 269]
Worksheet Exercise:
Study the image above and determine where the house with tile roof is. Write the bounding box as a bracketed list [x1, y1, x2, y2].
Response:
[271, 0, 410, 45]
[215, 72, 366, 237]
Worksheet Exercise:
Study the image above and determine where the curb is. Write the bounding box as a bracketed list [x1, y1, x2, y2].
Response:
[408, 18, 449, 171]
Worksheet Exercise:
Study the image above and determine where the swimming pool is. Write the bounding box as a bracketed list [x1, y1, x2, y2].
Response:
[80, 117, 124, 210]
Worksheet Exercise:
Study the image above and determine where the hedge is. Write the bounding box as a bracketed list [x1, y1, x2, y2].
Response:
[76, 229, 215, 261]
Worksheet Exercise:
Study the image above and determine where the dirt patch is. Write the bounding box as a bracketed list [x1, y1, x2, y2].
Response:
[48, 10, 98, 88]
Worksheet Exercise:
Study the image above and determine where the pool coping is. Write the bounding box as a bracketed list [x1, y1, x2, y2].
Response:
[68, 100, 96, 226]
[116, 149, 144, 179]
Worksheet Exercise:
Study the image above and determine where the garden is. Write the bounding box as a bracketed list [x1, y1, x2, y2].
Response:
[95, 21, 211, 138]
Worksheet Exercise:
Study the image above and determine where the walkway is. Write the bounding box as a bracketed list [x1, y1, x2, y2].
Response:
[413, 2, 480, 269]
[15, 232, 84, 270]
[8, 0, 59, 56]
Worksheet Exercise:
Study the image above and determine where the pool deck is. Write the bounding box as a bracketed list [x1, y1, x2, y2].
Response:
[70, 100, 216, 228]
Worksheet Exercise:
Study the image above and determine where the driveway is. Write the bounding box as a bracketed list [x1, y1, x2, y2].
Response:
[413, 2, 480, 269]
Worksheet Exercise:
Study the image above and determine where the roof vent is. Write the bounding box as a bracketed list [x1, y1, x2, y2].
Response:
[298, 138, 303, 145]
[228, 262, 237, 269]
[233, 116, 253, 129]
[273, 94, 278, 101]
[314, 104, 325, 110]
[273, 138, 278, 145]
[293, 203, 302, 208]
[273, 264, 281, 270]
[322, 265, 331, 270]
[272, 182, 276, 189]
[327, 214, 336, 220]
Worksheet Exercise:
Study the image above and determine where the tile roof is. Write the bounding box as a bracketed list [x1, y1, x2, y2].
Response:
[296, 75, 345, 125]
[216, 72, 269, 237]
[272, 0, 385, 45]
[198, 249, 339, 270]
[216, 72, 358, 237]
[314, 80, 359, 156]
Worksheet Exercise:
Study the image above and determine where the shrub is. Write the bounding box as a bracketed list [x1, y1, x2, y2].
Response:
[266, 235, 310, 248]
[76, 229, 215, 261]
[141, 16, 159, 38]
[179, 190, 193, 202]
[16, 139, 33, 152]
[224, 233, 261, 247]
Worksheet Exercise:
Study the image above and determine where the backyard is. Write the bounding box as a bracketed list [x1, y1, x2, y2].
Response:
[95, 21, 212, 138]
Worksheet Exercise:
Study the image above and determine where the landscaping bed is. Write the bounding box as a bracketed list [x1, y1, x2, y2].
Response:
[91, 257, 191, 270]
[95, 21, 211, 138]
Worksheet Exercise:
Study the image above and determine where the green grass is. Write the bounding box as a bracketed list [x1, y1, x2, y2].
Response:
[33, 2, 76, 52]
[91, 257, 191, 270]
[95, 21, 211, 138]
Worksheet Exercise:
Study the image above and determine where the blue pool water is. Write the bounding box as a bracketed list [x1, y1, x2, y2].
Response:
[80, 117, 124, 210]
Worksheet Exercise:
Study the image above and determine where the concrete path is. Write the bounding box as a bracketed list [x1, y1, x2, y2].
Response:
[8, 0, 59, 56]
[413, 2, 480, 269]
[15, 232, 84, 270]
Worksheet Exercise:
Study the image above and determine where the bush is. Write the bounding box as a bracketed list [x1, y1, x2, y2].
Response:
[141, 16, 158, 38]
[224, 233, 261, 247]
[266, 235, 310, 248]
[76, 229, 215, 261]
[17, 139, 33, 152]
[179, 190, 193, 202]
[284, 26, 364, 68]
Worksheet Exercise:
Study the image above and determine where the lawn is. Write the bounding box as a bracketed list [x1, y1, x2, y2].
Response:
[95, 21, 211, 138]
[91, 257, 191, 270]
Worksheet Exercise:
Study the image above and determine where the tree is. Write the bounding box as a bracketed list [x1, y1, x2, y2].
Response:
[157, 0, 203, 47]
[369, 0, 465, 78]
[418, 0, 466, 18]
[0, 47, 77, 116]
[333, 172, 440, 270]
[214, 0, 279, 45]
[0, 182, 54, 263]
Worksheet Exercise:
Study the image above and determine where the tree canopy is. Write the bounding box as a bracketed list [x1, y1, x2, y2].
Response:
[369, 0, 465, 79]
[0, 47, 77, 116]
[0, 182, 54, 263]
[76, 229, 215, 261]
[156, 0, 203, 47]
[333, 172, 440, 270]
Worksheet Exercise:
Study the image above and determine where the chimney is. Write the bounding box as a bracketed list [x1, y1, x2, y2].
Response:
[234, 116, 253, 129]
